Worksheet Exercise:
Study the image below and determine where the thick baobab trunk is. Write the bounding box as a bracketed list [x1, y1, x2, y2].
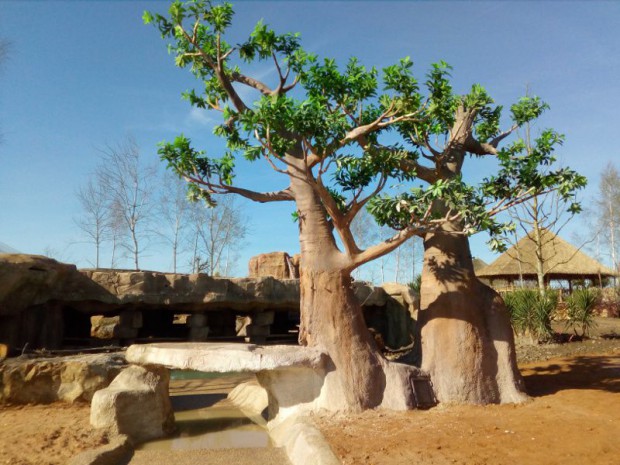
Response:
[299, 268, 387, 409]
[419, 223, 527, 404]
[291, 162, 387, 410]
[289, 154, 421, 411]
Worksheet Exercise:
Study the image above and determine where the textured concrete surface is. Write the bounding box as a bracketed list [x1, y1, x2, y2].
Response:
[128, 448, 290, 465]
[270, 415, 341, 465]
[126, 342, 328, 372]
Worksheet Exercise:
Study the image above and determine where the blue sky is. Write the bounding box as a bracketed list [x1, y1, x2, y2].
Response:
[1, 1, 618, 276]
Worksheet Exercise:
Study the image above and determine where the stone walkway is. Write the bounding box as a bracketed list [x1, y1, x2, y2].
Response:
[128, 448, 290, 465]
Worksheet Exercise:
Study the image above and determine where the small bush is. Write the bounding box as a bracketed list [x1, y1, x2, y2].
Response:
[408, 274, 422, 296]
[565, 288, 599, 337]
[504, 289, 557, 343]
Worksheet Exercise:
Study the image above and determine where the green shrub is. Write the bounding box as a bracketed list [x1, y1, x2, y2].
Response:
[408, 274, 422, 296]
[565, 288, 599, 337]
[503, 289, 557, 343]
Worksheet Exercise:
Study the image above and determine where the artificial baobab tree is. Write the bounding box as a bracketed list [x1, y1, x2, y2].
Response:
[145, 1, 585, 409]
[369, 88, 586, 403]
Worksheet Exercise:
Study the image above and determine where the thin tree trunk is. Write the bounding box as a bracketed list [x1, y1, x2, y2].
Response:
[95, 230, 100, 269]
[419, 221, 527, 404]
[172, 240, 177, 274]
[191, 223, 199, 274]
[532, 210, 545, 294]
[609, 200, 617, 272]
[111, 235, 117, 269]
[132, 228, 139, 271]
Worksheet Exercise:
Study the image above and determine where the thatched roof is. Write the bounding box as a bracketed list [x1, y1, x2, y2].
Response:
[472, 257, 488, 273]
[476, 229, 617, 281]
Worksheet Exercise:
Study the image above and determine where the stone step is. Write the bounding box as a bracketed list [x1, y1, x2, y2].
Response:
[128, 447, 290, 465]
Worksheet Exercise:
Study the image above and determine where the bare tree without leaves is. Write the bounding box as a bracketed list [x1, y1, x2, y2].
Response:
[592, 162, 620, 274]
[98, 138, 155, 271]
[107, 204, 125, 269]
[188, 196, 248, 276]
[75, 177, 111, 268]
[506, 191, 579, 293]
[155, 172, 191, 273]
[349, 209, 379, 281]
[351, 210, 421, 284]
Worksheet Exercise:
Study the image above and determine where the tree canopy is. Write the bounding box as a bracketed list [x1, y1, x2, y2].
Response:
[145, 0, 586, 271]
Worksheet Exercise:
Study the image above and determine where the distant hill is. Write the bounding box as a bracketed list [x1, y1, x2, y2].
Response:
[0, 241, 18, 253]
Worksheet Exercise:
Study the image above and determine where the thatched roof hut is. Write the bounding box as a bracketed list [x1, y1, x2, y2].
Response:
[476, 229, 616, 288]
[472, 257, 488, 273]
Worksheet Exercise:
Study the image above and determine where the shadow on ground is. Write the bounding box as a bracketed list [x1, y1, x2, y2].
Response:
[523, 354, 620, 396]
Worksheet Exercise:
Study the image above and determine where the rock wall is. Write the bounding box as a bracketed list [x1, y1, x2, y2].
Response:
[0, 254, 418, 354]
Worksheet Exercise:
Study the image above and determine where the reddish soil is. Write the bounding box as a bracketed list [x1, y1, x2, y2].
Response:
[315, 348, 620, 465]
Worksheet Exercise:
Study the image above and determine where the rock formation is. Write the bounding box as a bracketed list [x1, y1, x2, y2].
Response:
[0, 254, 418, 355]
[0, 353, 126, 404]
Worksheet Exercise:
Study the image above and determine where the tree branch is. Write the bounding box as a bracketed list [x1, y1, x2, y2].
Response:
[230, 71, 274, 96]
[340, 103, 421, 146]
[399, 158, 437, 185]
[490, 124, 519, 148]
[343, 175, 387, 226]
[182, 171, 294, 203]
[347, 226, 419, 271]
[222, 185, 295, 203]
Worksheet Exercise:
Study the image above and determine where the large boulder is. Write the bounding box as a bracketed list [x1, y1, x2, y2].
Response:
[90, 364, 175, 443]
[0, 353, 126, 404]
[248, 252, 296, 279]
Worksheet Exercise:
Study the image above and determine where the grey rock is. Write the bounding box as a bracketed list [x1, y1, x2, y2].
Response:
[90, 365, 175, 443]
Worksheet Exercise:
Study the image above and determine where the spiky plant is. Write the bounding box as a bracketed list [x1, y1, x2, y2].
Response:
[565, 288, 599, 337]
[504, 289, 556, 343]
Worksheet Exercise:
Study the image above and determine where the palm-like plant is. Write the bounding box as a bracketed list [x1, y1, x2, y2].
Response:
[504, 289, 556, 343]
[565, 288, 599, 337]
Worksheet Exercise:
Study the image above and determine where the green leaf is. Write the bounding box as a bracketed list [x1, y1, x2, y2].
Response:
[142, 10, 154, 25]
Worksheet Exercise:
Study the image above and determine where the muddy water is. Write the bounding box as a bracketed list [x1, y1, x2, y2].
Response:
[137, 371, 271, 451]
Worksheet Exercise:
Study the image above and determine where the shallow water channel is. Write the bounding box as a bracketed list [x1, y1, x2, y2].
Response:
[137, 371, 272, 451]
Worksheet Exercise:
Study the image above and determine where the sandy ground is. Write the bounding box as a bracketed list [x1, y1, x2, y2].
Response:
[0, 318, 619, 465]
[315, 348, 620, 465]
[0, 403, 108, 465]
